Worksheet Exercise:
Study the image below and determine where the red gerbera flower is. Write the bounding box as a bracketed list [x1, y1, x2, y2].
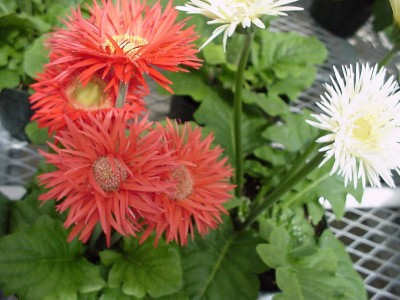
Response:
[141, 119, 235, 246]
[38, 110, 175, 246]
[46, 0, 201, 93]
[30, 60, 146, 134]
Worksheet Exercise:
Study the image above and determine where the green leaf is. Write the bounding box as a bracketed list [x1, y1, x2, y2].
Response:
[0, 0, 17, 13]
[0, 12, 50, 32]
[100, 235, 182, 298]
[319, 231, 367, 300]
[242, 90, 290, 115]
[78, 292, 101, 300]
[23, 35, 49, 79]
[100, 287, 188, 300]
[0, 45, 12, 66]
[268, 66, 317, 100]
[0, 216, 105, 300]
[252, 31, 327, 79]
[259, 226, 367, 300]
[0, 68, 20, 89]
[275, 263, 335, 300]
[292, 160, 364, 219]
[306, 200, 326, 226]
[100, 288, 138, 300]
[0, 192, 12, 236]
[194, 89, 266, 166]
[246, 30, 327, 106]
[256, 226, 291, 268]
[165, 69, 214, 101]
[181, 217, 266, 300]
[263, 112, 319, 152]
[253, 145, 287, 166]
[25, 120, 49, 145]
[202, 43, 226, 65]
[9, 181, 63, 232]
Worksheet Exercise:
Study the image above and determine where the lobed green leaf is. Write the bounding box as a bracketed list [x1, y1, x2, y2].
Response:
[0, 216, 105, 300]
[100, 235, 182, 299]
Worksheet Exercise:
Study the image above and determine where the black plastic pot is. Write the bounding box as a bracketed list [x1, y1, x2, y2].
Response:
[310, 0, 374, 38]
[0, 88, 33, 141]
[168, 95, 199, 122]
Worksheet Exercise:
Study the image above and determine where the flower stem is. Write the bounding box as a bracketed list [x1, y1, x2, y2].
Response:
[234, 31, 254, 197]
[116, 81, 129, 108]
[240, 151, 325, 230]
[379, 44, 400, 68]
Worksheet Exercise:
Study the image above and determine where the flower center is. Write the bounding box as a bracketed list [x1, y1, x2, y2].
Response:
[65, 77, 113, 111]
[167, 165, 194, 201]
[92, 156, 127, 192]
[104, 34, 148, 59]
[352, 117, 371, 141]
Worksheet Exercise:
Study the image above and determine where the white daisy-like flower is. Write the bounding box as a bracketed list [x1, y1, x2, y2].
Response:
[307, 63, 400, 188]
[176, 0, 302, 51]
[389, 0, 400, 25]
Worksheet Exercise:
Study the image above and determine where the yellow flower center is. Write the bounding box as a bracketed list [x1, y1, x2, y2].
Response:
[92, 156, 127, 193]
[104, 34, 148, 59]
[167, 165, 194, 201]
[66, 77, 113, 111]
[352, 117, 371, 141]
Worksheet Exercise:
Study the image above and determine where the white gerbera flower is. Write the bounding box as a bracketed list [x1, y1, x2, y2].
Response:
[307, 64, 400, 188]
[176, 0, 302, 51]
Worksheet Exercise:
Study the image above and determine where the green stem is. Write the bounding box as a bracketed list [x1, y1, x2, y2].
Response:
[379, 44, 400, 68]
[240, 151, 325, 230]
[234, 31, 254, 197]
[251, 141, 319, 208]
[115, 81, 128, 108]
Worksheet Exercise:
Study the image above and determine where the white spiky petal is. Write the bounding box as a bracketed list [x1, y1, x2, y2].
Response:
[307, 64, 400, 188]
[176, 0, 302, 51]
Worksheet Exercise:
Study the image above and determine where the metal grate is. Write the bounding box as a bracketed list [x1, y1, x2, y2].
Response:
[326, 207, 400, 300]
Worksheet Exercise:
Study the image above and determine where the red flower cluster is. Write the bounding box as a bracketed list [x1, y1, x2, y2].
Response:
[30, 0, 201, 134]
[39, 112, 234, 246]
[32, 0, 234, 246]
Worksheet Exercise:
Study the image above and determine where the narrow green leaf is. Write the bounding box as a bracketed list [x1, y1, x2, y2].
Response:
[0, 216, 105, 300]
[100, 235, 182, 299]
[181, 218, 266, 300]
[296, 160, 364, 219]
